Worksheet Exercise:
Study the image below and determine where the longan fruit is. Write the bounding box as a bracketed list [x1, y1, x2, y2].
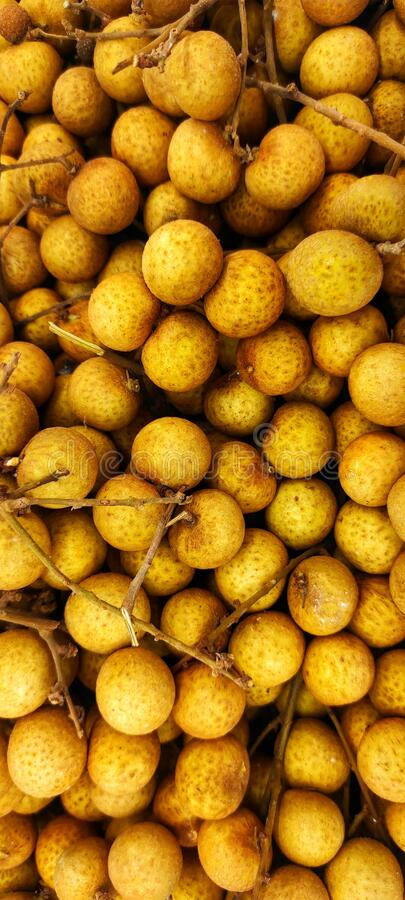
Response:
[357, 717, 405, 802]
[55, 300, 97, 363]
[0, 732, 22, 817]
[19, 0, 81, 37]
[208, 440, 276, 513]
[237, 320, 312, 395]
[0, 858, 37, 895]
[171, 850, 223, 900]
[284, 718, 350, 793]
[108, 822, 182, 900]
[303, 631, 375, 705]
[284, 363, 343, 409]
[93, 472, 162, 551]
[17, 425, 98, 504]
[67, 157, 139, 235]
[288, 555, 358, 636]
[69, 358, 141, 431]
[335, 500, 403, 574]
[274, 789, 345, 867]
[98, 239, 143, 280]
[0, 629, 54, 719]
[160, 588, 226, 652]
[301, 172, 358, 233]
[175, 735, 249, 821]
[389, 549, 405, 614]
[112, 106, 174, 191]
[230, 611, 305, 687]
[0, 155, 21, 226]
[204, 373, 273, 437]
[35, 815, 92, 889]
[78, 649, 106, 692]
[10, 288, 60, 354]
[310, 306, 388, 378]
[262, 401, 335, 479]
[221, 174, 288, 238]
[54, 836, 109, 900]
[52, 66, 113, 137]
[142, 41, 184, 117]
[143, 181, 215, 236]
[237, 85, 269, 146]
[0, 384, 39, 457]
[43, 374, 80, 428]
[168, 30, 241, 120]
[96, 646, 175, 735]
[142, 310, 218, 392]
[93, 15, 149, 104]
[349, 342, 405, 427]
[385, 802, 405, 852]
[340, 697, 379, 753]
[369, 649, 405, 716]
[273, 0, 321, 74]
[265, 477, 337, 550]
[91, 775, 157, 819]
[56, 279, 95, 300]
[7, 707, 87, 798]
[244, 753, 274, 815]
[247, 681, 283, 708]
[276, 680, 327, 718]
[0, 41, 62, 113]
[286, 231, 383, 316]
[387, 473, 405, 540]
[168, 118, 241, 204]
[22, 120, 81, 155]
[205, 249, 284, 339]
[0, 99, 24, 156]
[172, 663, 246, 740]
[0, 509, 51, 590]
[386, 247, 405, 296]
[215, 527, 288, 612]
[367, 79, 405, 167]
[72, 424, 118, 491]
[13, 794, 51, 815]
[121, 537, 194, 597]
[132, 416, 211, 490]
[0, 340, 54, 405]
[153, 774, 200, 847]
[245, 124, 325, 210]
[144, 0, 194, 22]
[65, 571, 150, 654]
[301, 0, 368, 24]
[142, 220, 223, 307]
[262, 864, 329, 900]
[0, 226, 47, 295]
[88, 273, 160, 353]
[0, 813, 36, 872]
[331, 401, 383, 457]
[296, 93, 372, 172]
[88, 717, 160, 795]
[300, 27, 379, 98]
[339, 431, 405, 507]
[332, 174, 405, 243]
[12, 140, 83, 209]
[197, 808, 263, 893]
[168, 488, 245, 569]
[61, 771, 105, 822]
[40, 215, 108, 282]
[157, 713, 182, 745]
[350, 576, 405, 648]
[372, 10, 405, 80]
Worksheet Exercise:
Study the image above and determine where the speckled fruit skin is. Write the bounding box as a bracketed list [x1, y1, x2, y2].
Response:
[153, 774, 200, 847]
[35, 815, 93, 889]
[172, 662, 246, 740]
[64, 571, 150, 654]
[7, 707, 87, 798]
[142, 220, 223, 307]
[197, 808, 263, 893]
[0, 813, 36, 872]
[0, 630, 55, 719]
[108, 822, 183, 900]
[273, 0, 321, 74]
[68, 358, 141, 431]
[387, 473, 405, 540]
[16, 426, 98, 505]
[167, 119, 241, 204]
[265, 477, 337, 550]
[300, 26, 379, 98]
[331, 401, 383, 457]
[288, 555, 358, 636]
[88, 273, 160, 353]
[161, 588, 226, 652]
[372, 11, 405, 81]
[284, 718, 350, 793]
[0, 340, 54, 405]
[93, 15, 149, 104]
[142, 310, 218, 392]
[52, 65, 113, 137]
[204, 374, 273, 436]
[335, 500, 403, 574]
[53, 835, 109, 900]
[88, 717, 160, 794]
[303, 631, 375, 705]
[262, 401, 335, 479]
[369, 650, 405, 716]
[230, 610, 305, 687]
[67, 157, 140, 235]
[168, 488, 245, 570]
[245, 124, 325, 210]
[274, 789, 345, 866]
[204, 249, 284, 339]
[310, 305, 388, 377]
[338, 431, 405, 507]
[237, 320, 312, 395]
[350, 577, 405, 649]
[174, 735, 250, 820]
[96, 646, 175, 735]
[295, 93, 372, 172]
[93, 473, 162, 551]
[121, 536, 194, 597]
[0, 41, 62, 113]
[262, 864, 329, 899]
[0, 385, 39, 457]
[215, 527, 288, 612]
[40, 215, 108, 282]
[331, 174, 405, 242]
[349, 343, 405, 427]
[168, 31, 241, 121]
[326, 837, 404, 900]
[0, 510, 51, 590]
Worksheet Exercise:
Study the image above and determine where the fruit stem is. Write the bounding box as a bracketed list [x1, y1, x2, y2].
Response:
[40, 628, 84, 738]
[5, 492, 188, 511]
[48, 321, 143, 380]
[0, 351, 19, 393]
[224, 0, 250, 157]
[15, 297, 78, 327]
[9, 469, 70, 498]
[0, 91, 29, 186]
[376, 236, 405, 255]
[263, 0, 287, 124]
[0, 149, 77, 174]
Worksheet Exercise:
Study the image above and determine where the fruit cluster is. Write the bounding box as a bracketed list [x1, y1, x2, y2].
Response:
[0, 0, 404, 898]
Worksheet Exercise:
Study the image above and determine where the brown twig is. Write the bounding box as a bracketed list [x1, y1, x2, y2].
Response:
[0, 150, 77, 174]
[6, 491, 189, 512]
[249, 714, 281, 757]
[0, 351, 19, 393]
[0, 92, 29, 182]
[376, 236, 405, 255]
[9, 469, 70, 498]
[15, 298, 76, 328]
[263, 0, 286, 124]
[224, 0, 249, 156]
[40, 629, 83, 737]
[48, 322, 143, 380]
[0, 607, 59, 630]
[348, 806, 367, 838]
[247, 77, 405, 162]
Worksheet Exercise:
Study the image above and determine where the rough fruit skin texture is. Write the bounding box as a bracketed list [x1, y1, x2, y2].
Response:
[288, 555, 358, 636]
[339, 431, 405, 507]
[40, 215, 108, 282]
[64, 572, 150, 654]
[331, 401, 385, 457]
[52, 65, 113, 137]
[172, 662, 246, 740]
[142, 219, 223, 307]
[237, 320, 312, 395]
[295, 93, 372, 173]
[325, 837, 404, 900]
[167, 119, 241, 204]
[302, 0, 368, 24]
[273, 0, 321, 74]
[121, 536, 194, 598]
[0, 386, 39, 457]
[245, 124, 325, 210]
[93, 473, 162, 551]
[357, 717, 405, 802]
[265, 477, 337, 550]
[309, 305, 388, 378]
[214, 527, 288, 612]
[349, 343, 405, 427]
[262, 864, 329, 899]
[369, 649, 405, 715]
[208, 441, 277, 514]
[198, 808, 263, 892]
[284, 718, 350, 793]
[174, 735, 250, 820]
[142, 310, 218, 392]
[68, 358, 140, 431]
[303, 632, 375, 705]
[230, 611, 305, 687]
[388, 473, 405, 540]
[168, 488, 245, 569]
[0, 510, 51, 590]
[93, 15, 149, 103]
[262, 401, 335, 479]
[132, 416, 211, 491]
[300, 26, 379, 98]
[274, 789, 345, 866]
[7, 707, 87, 798]
[204, 374, 273, 437]
[108, 822, 183, 900]
[67, 157, 139, 235]
[0, 812, 36, 872]
[0, 630, 54, 719]
[96, 646, 175, 735]
[35, 815, 93, 889]
[16, 426, 98, 505]
[171, 850, 223, 900]
[350, 577, 405, 649]
[335, 500, 403, 575]
[88, 717, 160, 793]
[0, 340, 54, 405]
[331, 174, 405, 242]
[0, 41, 62, 113]
[88, 273, 160, 353]
[204, 249, 284, 338]
[53, 836, 108, 900]
[372, 10, 405, 80]
[168, 31, 241, 120]
[111, 105, 176, 188]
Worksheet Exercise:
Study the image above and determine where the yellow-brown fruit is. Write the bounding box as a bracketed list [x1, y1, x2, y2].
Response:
[208, 440, 276, 513]
[395, 0, 405, 23]
[7, 707, 87, 798]
[157, 713, 182, 745]
[367, 79, 405, 166]
[88, 273, 159, 352]
[0, 813, 36, 872]
[160, 588, 226, 651]
[112, 105, 175, 188]
[121, 537, 194, 597]
[262, 401, 334, 478]
[237, 320, 311, 395]
[93, 15, 149, 103]
[197, 808, 263, 893]
[168, 119, 241, 203]
[0, 340, 54, 405]
[142, 40, 184, 117]
[65, 571, 150, 654]
[310, 305, 388, 378]
[142, 310, 218, 392]
[230, 611, 305, 687]
[245, 124, 325, 210]
[301, 172, 358, 234]
[67, 157, 139, 235]
[302, 0, 369, 22]
[388, 473, 405, 540]
[350, 576, 405, 648]
[142, 220, 223, 307]
[10, 288, 60, 354]
[331, 401, 383, 457]
[340, 697, 379, 753]
[12, 140, 83, 209]
[204, 249, 284, 339]
[168, 488, 245, 569]
[0, 509, 50, 590]
[78, 649, 106, 692]
[237, 85, 268, 145]
[72, 424, 118, 491]
[144, 0, 191, 23]
[349, 343, 405, 427]
[93, 472, 162, 551]
[300, 27, 378, 97]
[0, 98, 24, 156]
[303, 631, 375, 705]
[0, 155, 21, 225]
[390, 549, 405, 614]
[40, 215, 108, 282]
[171, 849, 223, 900]
[296, 93, 372, 172]
[0, 629, 55, 719]
[274, 789, 344, 866]
[143, 181, 218, 237]
[88, 717, 160, 794]
[53, 836, 108, 900]
[326, 836, 404, 900]
[0, 226, 46, 295]
[203, 373, 273, 436]
[273, 0, 322, 74]
[19, 0, 81, 38]
[358, 717, 405, 802]
[52, 66, 113, 136]
[69, 358, 140, 430]
[288, 555, 358, 635]
[369, 649, 405, 716]
[0, 858, 37, 894]
[132, 416, 211, 490]
[284, 363, 343, 408]
[0, 732, 22, 817]
[0, 41, 62, 112]
[153, 774, 200, 847]
[286, 231, 383, 316]
[108, 822, 183, 900]
[262, 864, 329, 900]
[0, 383, 39, 457]
[22, 120, 81, 154]
[43, 374, 80, 428]
[221, 175, 288, 238]
[17, 426, 98, 504]
[98, 239, 143, 281]
[55, 300, 96, 363]
[175, 735, 249, 820]
[61, 771, 105, 822]
[265, 477, 337, 550]
[247, 681, 283, 708]
[35, 815, 92, 889]
[172, 663, 246, 740]
[394, 316, 405, 345]
[0, 302, 13, 346]
[284, 718, 349, 793]
[96, 646, 175, 735]
[339, 431, 405, 507]
[385, 802, 405, 852]
[335, 500, 403, 574]
[331, 174, 405, 242]
[168, 30, 241, 120]
[215, 527, 288, 612]
[91, 774, 156, 818]
[372, 10, 405, 80]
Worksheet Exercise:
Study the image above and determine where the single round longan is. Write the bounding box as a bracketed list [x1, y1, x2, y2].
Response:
[372, 10, 405, 80]
[303, 631, 375, 705]
[0, 509, 51, 590]
[61, 771, 104, 822]
[168, 488, 245, 569]
[245, 123, 325, 210]
[350, 576, 405, 648]
[88, 717, 160, 794]
[204, 374, 273, 436]
[65, 571, 150, 654]
[284, 718, 350, 793]
[221, 174, 288, 238]
[230, 611, 305, 687]
[88, 273, 160, 352]
[0, 340, 54, 405]
[326, 836, 403, 900]
[284, 363, 343, 409]
[273, 0, 321, 74]
[288, 555, 358, 636]
[40, 215, 108, 282]
[68, 157, 139, 235]
[69, 358, 140, 431]
[369, 650, 405, 716]
[142, 40, 184, 117]
[169, 30, 240, 121]
[168, 118, 241, 204]
[175, 735, 249, 820]
[262, 401, 335, 479]
[0, 629, 54, 719]
[10, 288, 60, 354]
[132, 416, 211, 490]
[301, 0, 368, 24]
[112, 105, 175, 188]
[0, 384, 39, 457]
[334, 500, 403, 574]
[93, 473, 164, 551]
[0, 41, 62, 113]
[108, 822, 182, 900]
[172, 663, 246, 740]
[0, 226, 46, 295]
[53, 836, 108, 900]
[143, 181, 219, 236]
[197, 808, 263, 893]
[0, 813, 36, 872]
[300, 26, 379, 98]
[265, 478, 337, 550]
[96, 646, 175, 735]
[274, 790, 345, 866]
[208, 440, 276, 513]
[142, 220, 223, 307]
[204, 249, 284, 339]
[388, 473, 405, 540]
[385, 802, 405, 852]
[171, 850, 223, 900]
[161, 588, 226, 652]
[310, 306, 388, 378]
[341, 431, 405, 507]
[331, 174, 405, 243]
[367, 79, 405, 167]
[52, 66, 113, 136]
[98, 239, 143, 281]
[296, 92, 372, 172]
[358, 717, 405, 802]
[349, 342, 405, 427]
[262, 864, 329, 900]
[7, 707, 87, 798]
[237, 320, 312, 395]
[153, 774, 200, 848]
[17, 426, 98, 505]
[142, 310, 218, 392]
[215, 527, 288, 612]
[93, 15, 149, 104]
[301, 172, 358, 233]
[331, 401, 383, 457]
[121, 537, 194, 597]
[35, 815, 92, 890]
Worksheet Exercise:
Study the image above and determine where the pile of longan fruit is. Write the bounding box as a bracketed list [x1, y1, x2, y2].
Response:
[0, 0, 404, 897]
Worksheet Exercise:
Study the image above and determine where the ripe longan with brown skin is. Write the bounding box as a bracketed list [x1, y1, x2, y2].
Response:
[326, 836, 404, 900]
[88, 273, 160, 353]
[72, 425, 118, 491]
[284, 364, 343, 409]
[35, 815, 93, 890]
[303, 631, 375, 705]
[52, 66, 113, 137]
[349, 342, 405, 427]
[168, 30, 241, 121]
[300, 27, 379, 98]
[237, 320, 312, 395]
[385, 802, 405, 852]
[93, 15, 149, 104]
[16, 426, 98, 505]
[0, 41, 62, 113]
[40, 215, 108, 282]
[0, 226, 47, 296]
[0, 155, 22, 226]
[142, 310, 218, 392]
[0, 384, 39, 457]
[288, 555, 358, 636]
[168, 119, 241, 204]
[350, 576, 405, 648]
[153, 774, 200, 847]
[93, 473, 163, 551]
[389, 549, 405, 614]
[208, 440, 276, 513]
[369, 649, 405, 716]
[0, 510, 51, 590]
[197, 808, 263, 893]
[61, 771, 104, 822]
[204, 250, 284, 339]
[98, 239, 143, 281]
[43, 374, 80, 428]
[0, 629, 55, 719]
[274, 790, 345, 866]
[112, 106, 175, 188]
[245, 124, 325, 211]
[91, 774, 157, 819]
[273, 0, 321, 74]
[340, 697, 379, 754]
[301, 172, 358, 233]
[64, 571, 150, 654]
[67, 158, 139, 235]
[88, 717, 160, 794]
[10, 288, 60, 354]
[175, 736, 249, 821]
[96, 646, 175, 735]
[262, 401, 335, 479]
[69, 358, 140, 431]
[0, 302, 13, 346]
[121, 537, 194, 597]
[0, 99, 24, 157]
[284, 718, 349, 793]
[367, 79, 405, 167]
[12, 141, 84, 209]
[7, 707, 87, 798]
[295, 93, 372, 173]
[132, 416, 211, 490]
[335, 500, 403, 574]
[172, 663, 246, 740]
[387, 473, 405, 540]
[215, 528, 288, 612]
[143, 181, 217, 236]
[0, 341, 54, 405]
[230, 611, 305, 687]
[221, 175, 288, 238]
[358, 717, 405, 802]
[142, 220, 223, 307]
[310, 306, 389, 378]
[302, 0, 368, 23]
[171, 850, 223, 900]
[262, 864, 329, 900]
[0, 813, 36, 872]
[169, 488, 245, 569]
[204, 373, 273, 436]
[53, 836, 109, 900]
[372, 10, 405, 80]
[339, 431, 405, 507]
[55, 301, 96, 363]
[265, 477, 337, 550]
[331, 401, 383, 457]
[331, 174, 405, 243]
[160, 588, 226, 652]
[142, 42, 184, 117]
[108, 822, 183, 900]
